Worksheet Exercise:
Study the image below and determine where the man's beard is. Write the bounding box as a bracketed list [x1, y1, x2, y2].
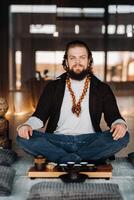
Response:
[67, 68, 90, 81]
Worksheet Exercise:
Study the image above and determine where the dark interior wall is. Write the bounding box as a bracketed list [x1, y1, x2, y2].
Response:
[0, 0, 134, 97]
[0, 1, 9, 97]
[8, 0, 134, 7]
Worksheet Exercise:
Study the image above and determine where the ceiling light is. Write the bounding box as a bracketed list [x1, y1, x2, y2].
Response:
[75, 25, 80, 34]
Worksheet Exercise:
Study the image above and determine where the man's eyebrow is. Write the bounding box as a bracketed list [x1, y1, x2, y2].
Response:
[68, 54, 87, 57]
[68, 55, 76, 58]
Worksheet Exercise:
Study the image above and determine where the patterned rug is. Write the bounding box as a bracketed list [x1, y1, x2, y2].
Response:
[27, 182, 123, 200]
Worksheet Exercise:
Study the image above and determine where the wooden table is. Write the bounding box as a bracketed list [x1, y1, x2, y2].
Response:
[28, 164, 113, 179]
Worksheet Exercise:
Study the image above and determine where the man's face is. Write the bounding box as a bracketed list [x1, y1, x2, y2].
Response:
[66, 46, 89, 74]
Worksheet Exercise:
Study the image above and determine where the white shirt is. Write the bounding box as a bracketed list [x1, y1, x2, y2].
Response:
[54, 78, 95, 135]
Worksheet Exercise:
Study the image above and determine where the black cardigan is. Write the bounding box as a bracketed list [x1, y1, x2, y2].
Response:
[32, 73, 124, 133]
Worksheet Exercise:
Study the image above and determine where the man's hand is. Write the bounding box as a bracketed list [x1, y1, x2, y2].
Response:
[17, 125, 32, 139]
[110, 123, 127, 140]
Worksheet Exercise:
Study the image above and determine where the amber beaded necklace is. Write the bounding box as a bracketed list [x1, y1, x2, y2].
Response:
[66, 75, 90, 117]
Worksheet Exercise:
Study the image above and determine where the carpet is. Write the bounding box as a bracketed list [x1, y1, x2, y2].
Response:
[27, 181, 123, 200]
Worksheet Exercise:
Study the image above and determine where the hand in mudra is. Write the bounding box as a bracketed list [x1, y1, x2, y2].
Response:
[110, 123, 127, 140]
[17, 125, 32, 139]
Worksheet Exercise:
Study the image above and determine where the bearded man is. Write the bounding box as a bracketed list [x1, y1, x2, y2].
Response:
[16, 40, 129, 164]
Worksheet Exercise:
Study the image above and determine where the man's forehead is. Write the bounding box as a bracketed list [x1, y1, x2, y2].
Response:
[67, 46, 88, 56]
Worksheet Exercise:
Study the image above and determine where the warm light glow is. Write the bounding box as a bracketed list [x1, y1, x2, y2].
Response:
[10, 5, 56, 13]
[92, 51, 104, 65]
[75, 25, 80, 34]
[6, 110, 34, 116]
[82, 8, 104, 14]
[117, 25, 125, 35]
[15, 51, 22, 89]
[5, 111, 12, 116]
[92, 51, 105, 81]
[121, 109, 134, 117]
[108, 5, 134, 14]
[57, 7, 81, 13]
[126, 25, 133, 37]
[117, 5, 131, 13]
[101, 25, 105, 34]
[127, 32, 133, 38]
[6, 110, 33, 116]
[53, 31, 59, 37]
[107, 52, 123, 65]
[36, 51, 64, 64]
[14, 111, 30, 116]
[121, 110, 129, 116]
[108, 5, 117, 14]
[107, 51, 134, 82]
[30, 24, 56, 34]
[108, 25, 116, 34]
[128, 61, 134, 75]
[15, 51, 22, 64]
[102, 24, 133, 36]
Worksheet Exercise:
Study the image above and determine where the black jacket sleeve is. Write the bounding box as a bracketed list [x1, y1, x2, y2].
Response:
[32, 82, 53, 125]
[102, 84, 124, 127]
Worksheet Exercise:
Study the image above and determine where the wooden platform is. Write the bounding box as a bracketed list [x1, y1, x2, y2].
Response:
[28, 164, 113, 179]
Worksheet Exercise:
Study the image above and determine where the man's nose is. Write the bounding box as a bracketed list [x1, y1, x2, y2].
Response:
[75, 58, 80, 64]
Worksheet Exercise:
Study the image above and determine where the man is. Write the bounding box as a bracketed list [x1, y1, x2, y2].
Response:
[17, 40, 129, 164]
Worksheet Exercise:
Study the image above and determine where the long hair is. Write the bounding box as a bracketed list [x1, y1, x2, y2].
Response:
[62, 40, 93, 74]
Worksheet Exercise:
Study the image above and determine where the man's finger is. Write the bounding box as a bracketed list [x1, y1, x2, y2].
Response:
[29, 129, 32, 136]
[113, 134, 120, 140]
[21, 130, 29, 139]
[26, 132, 30, 139]
[20, 130, 26, 138]
[113, 130, 125, 140]
[113, 129, 122, 140]
[112, 128, 119, 138]
[110, 126, 115, 132]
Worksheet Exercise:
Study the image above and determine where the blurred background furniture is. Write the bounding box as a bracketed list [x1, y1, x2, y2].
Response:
[0, 97, 11, 149]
